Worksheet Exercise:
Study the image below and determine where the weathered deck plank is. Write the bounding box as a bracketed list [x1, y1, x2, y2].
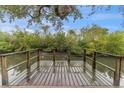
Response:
[8, 61, 113, 87]
[64, 64, 70, 86]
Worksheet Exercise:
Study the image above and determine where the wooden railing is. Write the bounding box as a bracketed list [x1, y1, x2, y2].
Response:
[0, 48, 42, 86]
[0, 48, 122, 86]
[83, 49, 122, 86]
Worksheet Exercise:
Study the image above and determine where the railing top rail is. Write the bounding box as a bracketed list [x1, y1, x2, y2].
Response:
[96, 60, 115, 72]
[1, 48, 123, 58]
[0, 51, 27, 57]
[0, 48, 40, 57]
[95, 51, 123, 58]
[83, 48, 123, 58]
[86, 56, 115, 72]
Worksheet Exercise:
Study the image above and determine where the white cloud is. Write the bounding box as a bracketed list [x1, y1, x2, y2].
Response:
[24, 28, 35, 32]
[90, 13, 122, 21]
[0, 24, 16, 32]
[0, 23, 36, 33]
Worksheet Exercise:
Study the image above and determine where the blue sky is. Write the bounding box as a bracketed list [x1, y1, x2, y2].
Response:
[0, 5, 124, 33]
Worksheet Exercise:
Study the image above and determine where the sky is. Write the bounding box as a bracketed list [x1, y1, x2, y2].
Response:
[0, 5, 124, 33]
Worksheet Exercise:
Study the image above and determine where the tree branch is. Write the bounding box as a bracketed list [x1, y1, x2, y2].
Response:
[28, 5, 51, 19]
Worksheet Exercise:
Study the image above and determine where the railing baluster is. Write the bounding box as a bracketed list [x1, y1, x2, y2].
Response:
[0, 56, 8, 86]
[92, 52, 96, 80]
[26, 51, 31, 82]
[113, 56, 122, 86]
[83, 49, 86, 73]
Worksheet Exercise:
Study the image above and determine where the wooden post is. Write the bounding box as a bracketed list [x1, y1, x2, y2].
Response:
[83, 49, 86, 73]
[53, 50, 55, 73]
[67, 50, 71, 72]
[0, 56, 8, 86]
[67, 50, 71, 66]
[37, 49, 40, 71]
[113, 56, 122, 86]
[92, 52, 96, 80]
[26, 51, 31, 82]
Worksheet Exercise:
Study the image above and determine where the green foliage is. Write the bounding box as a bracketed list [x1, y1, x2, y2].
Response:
[106, 31, 124, 55]
[0, 42, 14, 53]
[1, 5, 124, 55]
[0, 5, 82, 29]
[81, 25, 108, 53]
[0, 31, 14, 53]
[0, 25, 124, 56]
[0, 31, 10, 41]
[2, 5, 123, 30]
[66, 30, 82, 55]
[42, 34, 55, 52]
[54, 32, 67, 51]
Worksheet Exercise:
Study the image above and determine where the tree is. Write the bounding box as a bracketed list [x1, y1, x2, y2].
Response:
[42, 33, 54, 51]
[106, 31, 124, 55]
[68, 29, 76, 35]
[28, 31, 42, 49]
[81, 25, 108, 52]
[0, 31, 10, 42]
[66, 30, 82, 54]
[1, 5, 124, 29]
[42, 25, 50, 35]
[1, 24, 124, 56]
[10, 28, 42, 51]
[0, 42, 14, 53]
[0, 31, 14, 53]
[54, 31, 67, 52]
[0, 5, 82, 29]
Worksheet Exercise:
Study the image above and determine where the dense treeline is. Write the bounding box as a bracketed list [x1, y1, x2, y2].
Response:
[0, 25, 124, 55]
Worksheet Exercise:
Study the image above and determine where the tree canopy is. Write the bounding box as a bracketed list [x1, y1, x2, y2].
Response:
[0, 25, 124, 56]
[0, 5, 124, 28]
[0, 5, 82, 29]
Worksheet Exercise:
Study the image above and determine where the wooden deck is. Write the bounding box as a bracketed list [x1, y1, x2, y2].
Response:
[8, 61, 113, 87]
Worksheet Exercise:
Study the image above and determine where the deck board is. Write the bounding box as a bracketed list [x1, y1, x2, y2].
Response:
[43, 64, 53, 85]
[8, 60, 113, 87]
[32, 67, 44, 85]
[64, 65, 70, 86]
[75, 67, 87, 86]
